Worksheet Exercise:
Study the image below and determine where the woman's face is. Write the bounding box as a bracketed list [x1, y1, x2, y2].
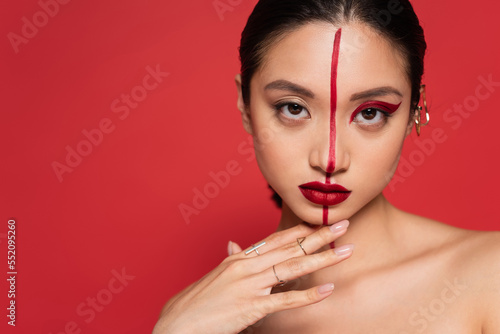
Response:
[237, 22, 413, 225]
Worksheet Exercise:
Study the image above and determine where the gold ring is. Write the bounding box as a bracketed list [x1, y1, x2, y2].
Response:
[297, 237, 307, 255]
[272, 265, 286, 287]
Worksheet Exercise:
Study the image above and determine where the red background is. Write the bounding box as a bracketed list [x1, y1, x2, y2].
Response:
[1, 0, 499, 333]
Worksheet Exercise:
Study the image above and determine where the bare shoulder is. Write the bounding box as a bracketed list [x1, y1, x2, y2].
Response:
[460, 229, 500, 332]
[397, 209, 500, 331]
[402, 210, 500, 274]
[457, 228, 500, 285]
[394, 207, 499, 254]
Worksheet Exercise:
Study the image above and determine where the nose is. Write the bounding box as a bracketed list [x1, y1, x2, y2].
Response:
[332, 124, 350, 175]
[308, 116, 350, 176]
[308, 116, 331, 173]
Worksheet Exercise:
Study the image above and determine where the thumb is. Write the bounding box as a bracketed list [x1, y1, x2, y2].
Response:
[227, 240, 242, 256]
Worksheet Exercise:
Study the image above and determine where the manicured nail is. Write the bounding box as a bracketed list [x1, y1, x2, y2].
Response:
[329, 220, 349, 233]
[318, 283, 334, 294]
[227, 241, 233, 256]
[334, 243, 354, 256]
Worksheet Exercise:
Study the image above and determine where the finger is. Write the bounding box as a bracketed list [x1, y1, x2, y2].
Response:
[239, 223, 319, 258]
[251, 220, 349, 272]
[228, 241, 242, 256]
[259, 282, 335, 315]
[261, 243, 353, 287]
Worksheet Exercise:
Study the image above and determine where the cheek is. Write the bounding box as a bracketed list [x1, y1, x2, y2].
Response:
[250, 101, 311, 179]
[252, 139, 294, 201]
[253, 130, 300, 183]
[251, 121, 312, 197]
[253, 138, 284, 181]
[351, 133, 406, 188]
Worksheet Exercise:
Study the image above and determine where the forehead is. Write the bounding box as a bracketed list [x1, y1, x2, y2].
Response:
[254, 21, 410, 98]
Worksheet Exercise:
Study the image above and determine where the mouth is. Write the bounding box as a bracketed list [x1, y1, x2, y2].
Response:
[298, 181, 351, 206]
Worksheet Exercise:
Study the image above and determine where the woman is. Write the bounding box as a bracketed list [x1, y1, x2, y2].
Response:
[154, 0, 500, 332]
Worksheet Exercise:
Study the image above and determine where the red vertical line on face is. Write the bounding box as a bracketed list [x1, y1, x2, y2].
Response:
[327, 28, 342, 173]
[323, 28, 342, 226]
[322, 173, 331, 224]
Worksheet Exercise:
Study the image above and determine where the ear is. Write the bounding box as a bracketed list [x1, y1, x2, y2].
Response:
[405, 117, 414, 137]
[235, 74, 253, 135]
[405, 108, 416, 137]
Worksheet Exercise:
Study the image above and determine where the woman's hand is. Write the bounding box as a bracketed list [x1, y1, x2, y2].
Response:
[152, 220, 353, 334]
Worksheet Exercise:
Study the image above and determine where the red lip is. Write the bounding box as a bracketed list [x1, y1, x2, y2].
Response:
[298, 181, 351, 206]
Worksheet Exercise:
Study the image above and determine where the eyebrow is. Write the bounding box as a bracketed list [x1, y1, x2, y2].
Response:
[264, 80, 315, 99]
[350, 87, 403, 101]
[264, 80, 403, 101]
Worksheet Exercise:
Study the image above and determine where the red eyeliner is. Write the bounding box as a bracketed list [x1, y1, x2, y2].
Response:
[322, 28, 342, 225]
[349, 101, 402, 123]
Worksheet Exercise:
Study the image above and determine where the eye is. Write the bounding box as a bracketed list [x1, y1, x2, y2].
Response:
[359, 108, 378, 120]
[274, 102, 311, 121]
[352, 108, 391, 128]
[349, 101, 401, 130]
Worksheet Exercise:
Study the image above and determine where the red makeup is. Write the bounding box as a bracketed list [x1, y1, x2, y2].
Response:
[298, 30, 401, 227]
[299, 182, 351, 206]
[327, 29, 342, 174]
[349, 101, 402, 123]
[322, 29, 343, 225]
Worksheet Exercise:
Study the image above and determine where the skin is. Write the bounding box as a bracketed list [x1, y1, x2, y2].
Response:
[153, 22, 500, 333]
[235, 22, 500, 333]
[243, 23, 410, 227]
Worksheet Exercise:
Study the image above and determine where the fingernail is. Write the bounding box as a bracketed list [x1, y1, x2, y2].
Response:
[227, 241, 233, 256]
[334, 243, 354, 256]
[329, 220, 349, 233]
[318, 283, 334, 294]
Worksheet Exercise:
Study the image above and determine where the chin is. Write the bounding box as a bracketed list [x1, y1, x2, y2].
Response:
[282, 200, 319, 224]
[285, 201, 352, 226]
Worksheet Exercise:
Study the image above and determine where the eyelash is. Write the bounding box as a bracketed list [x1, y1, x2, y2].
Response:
[273, 101, 310, 123]
[272, 101, 401, 128]
[350, 101, 401, 129]
[352, 108, 393, 126]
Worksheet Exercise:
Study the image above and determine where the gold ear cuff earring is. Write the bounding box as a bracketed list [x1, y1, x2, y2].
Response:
[415, 84, 430, 136]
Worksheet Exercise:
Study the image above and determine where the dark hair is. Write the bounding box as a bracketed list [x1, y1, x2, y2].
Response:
[238, 0, 427, 207]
